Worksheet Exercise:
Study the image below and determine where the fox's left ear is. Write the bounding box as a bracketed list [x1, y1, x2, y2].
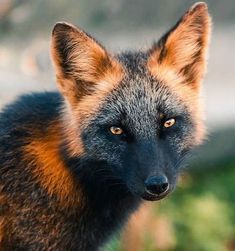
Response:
[148, 2, 211, 90]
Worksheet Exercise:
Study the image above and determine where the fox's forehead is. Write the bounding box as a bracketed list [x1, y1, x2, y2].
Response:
[113, 52, 188, 116]
[93, 53, 189, 137]
[116, 51, 148, 74]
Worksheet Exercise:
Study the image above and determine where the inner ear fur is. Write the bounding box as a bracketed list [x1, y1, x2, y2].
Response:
[148, 2, 211, 90]
[51, 22, 123, 104]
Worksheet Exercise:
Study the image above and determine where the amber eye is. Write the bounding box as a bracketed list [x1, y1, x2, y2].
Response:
[110, 126, 124, 135]
[163, 118, 176, 128]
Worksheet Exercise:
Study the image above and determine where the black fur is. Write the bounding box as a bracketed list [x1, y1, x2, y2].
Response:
[0, 3, 210, 249]
[0, 55, 194, 251]
[0, 92, 140, 250]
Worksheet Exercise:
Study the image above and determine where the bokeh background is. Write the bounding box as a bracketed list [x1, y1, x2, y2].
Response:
[0, 0, 234, 250]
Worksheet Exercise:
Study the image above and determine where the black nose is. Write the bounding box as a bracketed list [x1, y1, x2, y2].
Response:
[145, 175, 169, 196]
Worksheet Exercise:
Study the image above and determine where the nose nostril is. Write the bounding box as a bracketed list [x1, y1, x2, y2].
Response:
[145, 175, 169, 196]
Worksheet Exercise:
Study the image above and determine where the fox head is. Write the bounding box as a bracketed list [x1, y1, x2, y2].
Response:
[51, 3, 211, 201]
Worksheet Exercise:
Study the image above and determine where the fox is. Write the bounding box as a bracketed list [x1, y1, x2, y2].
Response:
[0, 2, 211, 251]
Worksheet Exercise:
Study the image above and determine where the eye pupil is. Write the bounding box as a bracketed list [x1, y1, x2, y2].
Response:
[163, 118, 176, 128]
[110, 126, 123, 135]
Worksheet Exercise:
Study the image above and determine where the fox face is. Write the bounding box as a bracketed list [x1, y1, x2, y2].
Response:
[51, 3, 211, 201]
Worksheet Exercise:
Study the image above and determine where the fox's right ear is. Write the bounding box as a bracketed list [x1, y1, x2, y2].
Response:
[51, 22, 123, 105]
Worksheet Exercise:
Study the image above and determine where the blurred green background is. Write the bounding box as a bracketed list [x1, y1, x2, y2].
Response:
[0, 1, 235, 250]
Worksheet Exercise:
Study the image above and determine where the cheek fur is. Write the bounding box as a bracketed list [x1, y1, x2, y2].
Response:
[82, 126, 126, 165]
[165, 116, 196, 154]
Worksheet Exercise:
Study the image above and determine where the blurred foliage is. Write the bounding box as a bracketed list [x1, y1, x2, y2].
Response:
[105, 161, 235, 251]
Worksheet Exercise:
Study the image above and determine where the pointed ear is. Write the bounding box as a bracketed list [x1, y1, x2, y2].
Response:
[51, 22, 123, 104]
[147, 2, 211, 90]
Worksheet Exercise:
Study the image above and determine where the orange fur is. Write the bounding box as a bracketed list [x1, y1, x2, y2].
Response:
[24, 122, 82, 207]
[51, 22, 125, 156]
[148, 2, 211, 90]
[51, 22, 124, 106]
[61, 70, 124, 156]
[148, 67, 206, 145]
[0, 193, 6, 247]
[51, 23, 125, 156]
[147, 2, 211, 145]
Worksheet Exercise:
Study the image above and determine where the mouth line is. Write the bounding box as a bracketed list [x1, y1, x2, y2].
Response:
[140, 189, 171, 201]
